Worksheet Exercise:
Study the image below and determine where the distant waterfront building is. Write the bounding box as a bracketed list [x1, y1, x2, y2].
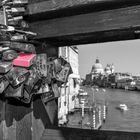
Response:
[85, 73, 92, 85]
[91, 58, 104, 76]
[58, 46, 80, 125]
[84, 58, 116, 85]
[104, 64, 115, 75]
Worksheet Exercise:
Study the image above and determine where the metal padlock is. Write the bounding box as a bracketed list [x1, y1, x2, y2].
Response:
[24, 69, 42, 94]
[20, 88, 34, 104]
[0, 7, 7, 27]
[0, 41, 11, 47]
[5, 0, 28, 6]
[36, 53, 47, 77]
[5, 84, 24, 98]
[47, 61, 54, 80]
[2, 49, 18, 61]
[53, 58, 62, 73]
[8, 19, 29, 29]
[0, 75, 9, 94]
[0, 10, 6, 27]
[0, 31, 11, 44]
[55, 63, 72, 83]
[8, 16, 23, 22]
[10, 42, 36, 53]
[11, 34, 27, 41]
[6, 7, 26, 15]
[51, 83, 60, 98]
[41, 91, 55, 103]
[0, 61, 13, 73]
[6, 67, 29, 87]
[5, 26, 37, 36]
[37, 83, 50, 94]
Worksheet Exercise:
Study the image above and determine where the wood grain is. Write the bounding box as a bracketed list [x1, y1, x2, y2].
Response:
[27, 0, 140, 16]
[41, 127, 140, 140]
[29, 5, 140, 45]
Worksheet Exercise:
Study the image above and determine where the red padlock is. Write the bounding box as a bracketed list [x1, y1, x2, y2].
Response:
[12, 53, 36, 67]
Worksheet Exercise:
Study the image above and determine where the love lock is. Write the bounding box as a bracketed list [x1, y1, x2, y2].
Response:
[2, 49, 18, 61]
[0, 75, 9, 94]
[12, 53, 36, 68]
[24, 69, 42, 94]
[5, 84, 24, 98]
[6, 67, 29, 87]
[10, 42, 36, 53]
[0, 61, 13, 73]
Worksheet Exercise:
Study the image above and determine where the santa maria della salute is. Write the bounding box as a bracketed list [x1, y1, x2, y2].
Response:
[90, 58, 115, 76]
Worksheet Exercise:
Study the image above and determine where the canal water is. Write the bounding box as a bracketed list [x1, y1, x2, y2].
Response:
[84, 87, 140, 132]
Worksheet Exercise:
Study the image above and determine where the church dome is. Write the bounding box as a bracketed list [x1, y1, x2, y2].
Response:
[92, 63, 103, 70]
[91, 58, 104, 74]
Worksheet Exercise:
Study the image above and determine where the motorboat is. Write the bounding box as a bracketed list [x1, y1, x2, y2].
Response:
[116, 104, 128, 111]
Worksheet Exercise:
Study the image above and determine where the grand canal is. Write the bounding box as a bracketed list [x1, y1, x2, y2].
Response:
[84, 87, 140, 132]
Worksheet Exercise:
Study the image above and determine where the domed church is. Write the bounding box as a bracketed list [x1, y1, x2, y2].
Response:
[104, 64, 115, 75]
[91, 58, 104, 75]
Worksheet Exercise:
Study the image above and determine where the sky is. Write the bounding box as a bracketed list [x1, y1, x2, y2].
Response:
[78, 39, 140, 78]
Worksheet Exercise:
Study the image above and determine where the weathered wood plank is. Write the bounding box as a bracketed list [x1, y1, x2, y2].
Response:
[41, 127, 140, 140]
[29, 5, 140, 45]
[5, 99, 32, 140]
[0, 97, 5, 140]
[32, 97, 58, 140]
[27, 0, 140, 18]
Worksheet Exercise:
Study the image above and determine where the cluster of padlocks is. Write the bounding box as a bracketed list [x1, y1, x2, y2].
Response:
[0, 0, 72, 104]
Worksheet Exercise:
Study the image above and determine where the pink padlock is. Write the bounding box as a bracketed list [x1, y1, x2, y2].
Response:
[12, 53, 36, 67]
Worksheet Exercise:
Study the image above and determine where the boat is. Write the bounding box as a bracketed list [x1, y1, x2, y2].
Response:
[116, 104, 128, 111]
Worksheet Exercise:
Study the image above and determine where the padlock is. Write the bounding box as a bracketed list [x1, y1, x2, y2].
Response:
[8, 16, 23, 22]
[20, 88, 35, 104]
[47, 61, 54, 80]
[11, 34, 27, 41]
[8, 19, 29, 29]
[22, 71, 42, 103]
[10, 42, 35, 53]
[5, 84, 24, 98]
[6, 67, 29, 87]
[37, 83, 50, 94]
[53, 58, 62, 73]
[0, 31, 11, 44]
[41, 91, 55, 103]
[6, 7, 26, 14]
[0, 75, 9, 94]
[19, 20, 29, 29]
[4, 26, 37, 36]
[20, 89, 31, 103]
[0, 7, 7, 26]
[0, 61, 13, 73]
[5, 0, 28, 6]
[0, 46, 9, 52]
[0, 10, 6, 27]
[24, 69, 42, 94]
[51, 83, 60, 98]
[2, 0, 12, 5]
[2, 49, 18, 61]
[12, 53, 36, 67]
[55, 63, 72, 83]
[0, 41, 11, 47]
[36, 53, 47, 77]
